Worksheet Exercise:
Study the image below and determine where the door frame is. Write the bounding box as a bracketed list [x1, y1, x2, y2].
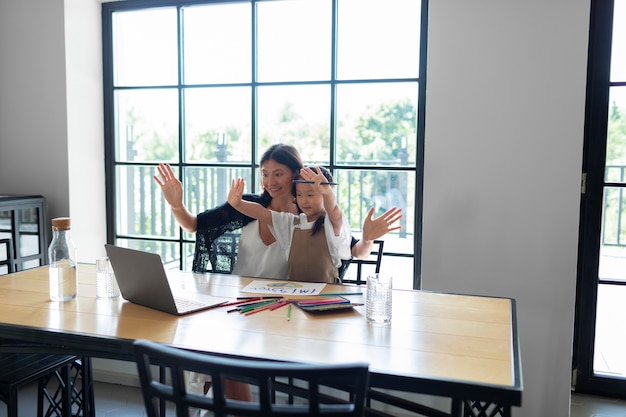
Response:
[573, 0, 626, 397]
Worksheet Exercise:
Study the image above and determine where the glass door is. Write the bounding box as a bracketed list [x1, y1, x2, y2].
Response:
[575, 0, 626, 397]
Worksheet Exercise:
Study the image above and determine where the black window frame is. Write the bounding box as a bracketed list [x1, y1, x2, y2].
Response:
[101, 0, 428, 289]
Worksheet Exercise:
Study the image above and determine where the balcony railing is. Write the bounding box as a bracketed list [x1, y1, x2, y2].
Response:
[603, 165, 626, 248]
[117, 163, 412, 269]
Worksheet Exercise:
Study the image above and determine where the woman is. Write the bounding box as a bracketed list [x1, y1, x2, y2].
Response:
[154, 143, 402, 279]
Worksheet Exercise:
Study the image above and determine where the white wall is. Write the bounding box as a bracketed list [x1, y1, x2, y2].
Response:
[0, 0, 592, 415]
[423, 1, 589, 416]
[0, 0, 107, 262]
[0, 0, 70, 220]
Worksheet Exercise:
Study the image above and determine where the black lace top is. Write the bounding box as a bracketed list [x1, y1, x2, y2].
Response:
[192, 193, 271, 273]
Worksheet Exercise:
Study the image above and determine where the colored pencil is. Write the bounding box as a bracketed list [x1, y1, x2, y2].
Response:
[296, 297, 347, 305]
[237, 296, 283, 300]
[220, 298, 262, 307]
[292, 180, 337, 185]
[236, 299, 278, 309]
[320, 292, 363, 296]
[269, 301, 290, 311]
[287, 304, 292, 321]
[240, 299, 279, 314]
[244, 300, 281, 316]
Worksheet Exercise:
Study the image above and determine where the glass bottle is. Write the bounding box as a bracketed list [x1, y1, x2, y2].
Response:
[48, 217, 77, 301]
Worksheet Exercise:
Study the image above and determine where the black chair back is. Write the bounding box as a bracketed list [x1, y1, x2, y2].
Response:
[342, 239, 384, 285]
[208, 232, 240, 273]
[133, 339, 370, 417]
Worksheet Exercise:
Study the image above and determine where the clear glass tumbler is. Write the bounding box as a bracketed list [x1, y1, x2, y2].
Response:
[366, 273, 392, 324]
[96, 257, 120, 299]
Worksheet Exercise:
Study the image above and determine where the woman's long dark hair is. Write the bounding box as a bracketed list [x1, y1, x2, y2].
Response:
[259, 144, 304, 199]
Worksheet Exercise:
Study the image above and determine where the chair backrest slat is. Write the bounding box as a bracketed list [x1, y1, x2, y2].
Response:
[0, 238, 14, 275]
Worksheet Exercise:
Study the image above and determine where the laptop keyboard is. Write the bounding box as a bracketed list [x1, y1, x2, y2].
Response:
[173, 297, 208, 312]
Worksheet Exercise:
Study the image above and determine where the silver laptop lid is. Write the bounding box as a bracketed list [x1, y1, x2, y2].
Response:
[104, 244, 227, 315]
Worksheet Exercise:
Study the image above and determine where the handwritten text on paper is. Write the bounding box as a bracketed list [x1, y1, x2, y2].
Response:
[241, 280, 327, 295]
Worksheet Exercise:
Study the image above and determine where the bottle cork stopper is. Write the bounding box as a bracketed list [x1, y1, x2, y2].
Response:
[51, 217, 71, 230]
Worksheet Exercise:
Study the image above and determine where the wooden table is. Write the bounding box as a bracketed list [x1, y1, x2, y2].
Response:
[0, 264, 522, 417]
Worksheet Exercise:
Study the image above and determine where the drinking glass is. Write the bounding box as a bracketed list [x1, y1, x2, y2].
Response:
[96, 257, 120, 299]
[366, 273, 392, 324]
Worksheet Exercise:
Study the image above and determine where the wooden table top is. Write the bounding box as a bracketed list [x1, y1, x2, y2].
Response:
[0, 264, 522, 405]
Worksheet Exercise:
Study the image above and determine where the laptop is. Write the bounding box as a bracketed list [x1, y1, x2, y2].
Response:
[104, 244, 229, 315]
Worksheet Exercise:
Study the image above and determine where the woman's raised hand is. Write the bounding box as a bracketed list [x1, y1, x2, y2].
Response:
[153, 163, 198, 232]
[153, 163, 184, 209]
[227, 178, 245, 208]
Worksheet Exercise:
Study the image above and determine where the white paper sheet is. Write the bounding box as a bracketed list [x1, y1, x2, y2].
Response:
[240, 280, 327, 295]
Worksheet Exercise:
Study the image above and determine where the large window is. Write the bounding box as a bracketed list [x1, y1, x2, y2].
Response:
[102, 0, 426, 289]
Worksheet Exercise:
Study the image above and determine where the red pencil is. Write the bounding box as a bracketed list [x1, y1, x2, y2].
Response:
[269, 301, 290, 311]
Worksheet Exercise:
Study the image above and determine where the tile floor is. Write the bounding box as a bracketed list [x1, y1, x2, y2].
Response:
[570, 393, 626, 417]
[2, 380, 626, 416]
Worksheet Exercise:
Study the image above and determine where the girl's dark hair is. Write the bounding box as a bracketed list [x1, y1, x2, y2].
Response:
[297, 166, 334, 236]
[259, 144, 304, 198]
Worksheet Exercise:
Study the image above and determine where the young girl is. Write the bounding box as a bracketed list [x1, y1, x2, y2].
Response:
[227, 166, 351, 283]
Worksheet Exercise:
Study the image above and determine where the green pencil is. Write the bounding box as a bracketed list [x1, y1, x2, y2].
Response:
[287, 304, 292, 321]
[239, 299, 278, 314]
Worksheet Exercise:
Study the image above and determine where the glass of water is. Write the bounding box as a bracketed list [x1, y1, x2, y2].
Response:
[96, 257, 120, 299]
[366, 274, 392, 324]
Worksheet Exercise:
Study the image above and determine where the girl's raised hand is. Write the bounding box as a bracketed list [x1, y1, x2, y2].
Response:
[299, 166, 329, 193]
[362, 207, 403, 241]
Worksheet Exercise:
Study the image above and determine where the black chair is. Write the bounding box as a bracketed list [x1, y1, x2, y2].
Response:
[208, 231, 240, 273]
[0, 241, 95, 417]
[0, 344, 94, 417]
[134, 339, 370, 417]
[342, 240, 384, 285]
[0, 238, 14, 275]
